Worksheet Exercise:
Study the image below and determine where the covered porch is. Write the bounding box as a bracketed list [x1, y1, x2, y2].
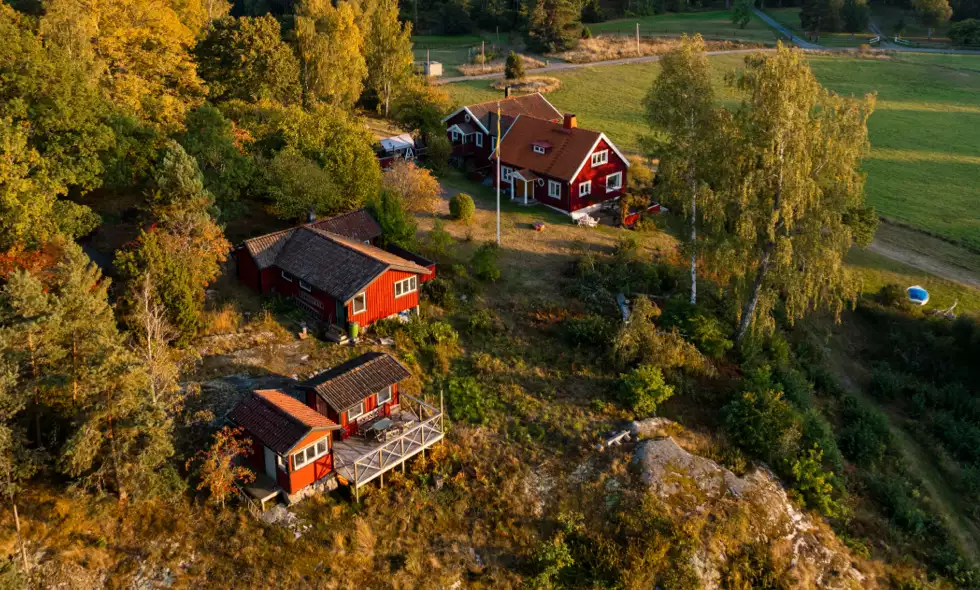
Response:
[332, 393, 445, 502]
[510, 169, 539, 206]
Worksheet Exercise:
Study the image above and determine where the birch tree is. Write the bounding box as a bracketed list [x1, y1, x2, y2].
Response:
[365, 0, 414, 117]
[295, 0, 367, 109]
[720, 45, 875, 345]
[643, 35, 722, 305]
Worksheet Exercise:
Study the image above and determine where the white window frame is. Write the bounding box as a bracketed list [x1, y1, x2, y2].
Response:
[351, 292, 366, 315]
[579, 180, 592, 196]
[276, 455, 286, 470]
[605, 171, 623, 192]
[394, 276, 418, 298]
[299, 279, 312, 292]
[346, 401, 365, 422]
[291, 437, 330, 471]
[501, 166, 513, 183]
[475, 133, 483, 147]
[280, 271, 293, 282]
[533, 145, 546, 155]
[451, 130, 461, 144]
[591, 150, 609, 167]
[491, 137, 497, 152]
[548, 180, 561, 199]
[378, 385, 393, 405]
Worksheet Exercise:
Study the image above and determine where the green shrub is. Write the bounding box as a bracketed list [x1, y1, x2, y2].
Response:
[838, 396, 891, 467]
[468, 308, 498, 334]
[874, 283, 911, 310]
[504, 51, 525, 80]
[446, 376, 494, 424]
[790, 447, 842, 517]
[581, 25, 592, 39]
[471, 241, 501, 282]
[950, 18, 980, 47]
[724, 389, 800, 465]
[562, 314, 614, 348]
[800, 409, 844, 473]
[618, 365, 675, 417]
[422, 277, 455, 309]
[449, 193, 475, 222]
[868, 364, 907, 401]
[422, 219, 455, 263]
[687, 313, 733, 360]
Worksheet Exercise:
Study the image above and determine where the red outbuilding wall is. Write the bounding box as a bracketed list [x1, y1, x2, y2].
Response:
[347, 270, 420, 328]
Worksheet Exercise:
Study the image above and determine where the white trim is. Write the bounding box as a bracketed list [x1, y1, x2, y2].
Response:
[579, 180, 592, 196]
[346, 400, 365, 422]
[568, 133, 631, 185]
[475, 133, 483, 147]
[299, 279, 312, 292]
[280, 271, 294, 282]
[442, 107, 489, 134]
[351, 291, 366, 315]
[533, 145, 546, 155]
[501, 166, 513, 183]
[292, 436, 330, 471]
[591, 149, 608, 167]
[378, 385, 393, 405]
[394, 276, 417, 298]
[491, 136, 497, 152]
[548, 179, 561, 199]
[606, 171, 623, 192]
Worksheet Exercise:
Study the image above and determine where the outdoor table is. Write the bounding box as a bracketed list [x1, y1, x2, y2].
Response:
[365, 417, 395, 441]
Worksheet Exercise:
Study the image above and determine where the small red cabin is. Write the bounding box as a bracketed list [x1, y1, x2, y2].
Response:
[230, 389, 341, 498]
[300, 352, 410, 440]
[234, 210, 434, 332]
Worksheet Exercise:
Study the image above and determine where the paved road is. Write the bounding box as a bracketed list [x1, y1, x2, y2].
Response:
[434, 48, 771, 84]
[752, 8, 823, 49]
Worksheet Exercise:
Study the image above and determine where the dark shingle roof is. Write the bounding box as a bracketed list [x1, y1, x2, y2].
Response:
[242, 224, 431, 302]
[302, 352, 411, 411]
[230, 389, 339, 456]
[467, 93, 563, 129]
[308, 209, 382, 243]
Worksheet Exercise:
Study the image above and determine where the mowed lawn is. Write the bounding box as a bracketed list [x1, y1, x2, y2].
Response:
[443, 52, 980, 250]
[588, 10, 779, 43]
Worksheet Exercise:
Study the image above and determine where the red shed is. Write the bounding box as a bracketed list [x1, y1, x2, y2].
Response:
[230, 389, 341, 499]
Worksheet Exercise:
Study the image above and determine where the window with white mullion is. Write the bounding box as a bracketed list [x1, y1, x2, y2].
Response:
[292, 437, 330, 470]
[394, 276, 418, 298]
[591, 150, 609, 167]
[548, 180, 561, 199]
[579, 180, 592, 196]
[378, 385, 393, 404]
[605, 171, 623, 192]
[352, 292, 366, 314]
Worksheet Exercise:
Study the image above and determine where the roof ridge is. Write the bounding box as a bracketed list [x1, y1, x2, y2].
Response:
[302, 227, 388, 267]
[314, 353, 385, 387]
[253, 389, 313, 429]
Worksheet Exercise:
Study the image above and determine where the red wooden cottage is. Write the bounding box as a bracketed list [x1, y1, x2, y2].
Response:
[230, 389, 341, 501]
[234, 211, 434, 334]
[492, 114, 630, 219]
[442, 92, 563, 171]
[300, 352, 410, 439]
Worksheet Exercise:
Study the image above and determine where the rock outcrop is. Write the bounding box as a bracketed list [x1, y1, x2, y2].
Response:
[633, 427, 866, 589]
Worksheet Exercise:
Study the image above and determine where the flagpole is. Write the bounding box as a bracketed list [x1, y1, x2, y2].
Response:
[495, 102, 501, 245]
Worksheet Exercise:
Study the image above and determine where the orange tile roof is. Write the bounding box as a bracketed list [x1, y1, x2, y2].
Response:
[231, 389, 339, 455]
[495, 116, 603, 182]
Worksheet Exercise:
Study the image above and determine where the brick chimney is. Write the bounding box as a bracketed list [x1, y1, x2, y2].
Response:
[563, 114, 577, 129]
[504, 86, 512, 98]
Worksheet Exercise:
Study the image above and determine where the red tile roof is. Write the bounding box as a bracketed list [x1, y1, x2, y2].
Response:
[230, 389, 339, 456]
[494, 116, 604, 182]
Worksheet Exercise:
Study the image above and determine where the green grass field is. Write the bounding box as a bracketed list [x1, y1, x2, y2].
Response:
[765, 6, 951, 47]
[587, 10, 780, 42]
[764, 7, 877, 47]
[444, 52, 980, 250]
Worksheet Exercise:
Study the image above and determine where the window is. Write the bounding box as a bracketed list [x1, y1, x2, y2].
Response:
[292, 437, 330, 470]
[280, 271, 293, 282]
[591, 150, 609, 167]
[501, 166, 513, 183]
[451, 130, 461, 144]
[352, 292, 366, 315]
[299, 280, 312, 292]
[378, 385, 393, 404]
[491, 137, 497, 152]
[548, 180, 561, 199]
[579, 180, 592, 196]
[394, 276, 418, 298]
[276, 455, 286, 470]
[347, 401, 365, 422]
[606, 171, 623, 192]
[533, 145, 546, 155]
[475, 133, 483, 147]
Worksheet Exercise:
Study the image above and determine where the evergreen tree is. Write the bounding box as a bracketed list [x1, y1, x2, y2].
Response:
[195, 15, 302, 104]
[719, 46, 875, 344]
[178, 106, 257, 217]
[365, 0, 414, 116]
[296, 0, 368, 109]
[732, 0, 753, 29]
[841, 0, 870, 33]
[643, 35, 722, 306]
[505, 51, 525, 80]
[368, 190, 418, 249]
[526, 0, 581, 53]
[800, 0, 844, 36]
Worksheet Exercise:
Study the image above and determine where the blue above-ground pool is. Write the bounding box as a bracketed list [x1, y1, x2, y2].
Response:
[907, 285, 930, 306]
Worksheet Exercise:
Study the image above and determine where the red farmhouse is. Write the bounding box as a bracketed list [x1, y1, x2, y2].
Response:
[231, 389, 341, 502]
[492, 114, 630, 218]
[442, 92, 562, 172]
[300, 351, 410, 439]
[234, 210, 433, 333]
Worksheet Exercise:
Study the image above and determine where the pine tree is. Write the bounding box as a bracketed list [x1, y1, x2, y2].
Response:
[296, 0, 368, 109]
[719, 45, 875, 344]
[643, 35, 722, 306]
[365, 0, 414, 117]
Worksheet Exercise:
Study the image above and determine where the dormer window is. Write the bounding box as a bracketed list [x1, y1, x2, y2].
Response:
[592, 150, 609, 167]
[531, 141, 552, 155]
[533, 145, 545, 154]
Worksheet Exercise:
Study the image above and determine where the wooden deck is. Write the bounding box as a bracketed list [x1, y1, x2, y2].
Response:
[333, 393, 444, 500]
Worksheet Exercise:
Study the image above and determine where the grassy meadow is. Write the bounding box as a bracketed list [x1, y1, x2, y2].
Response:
[587, 9, 780, 42]
[443, 52, 980, 252]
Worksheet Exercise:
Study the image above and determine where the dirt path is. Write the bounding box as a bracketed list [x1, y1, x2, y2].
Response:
[867, 223, 980, 290]
[822, 329, 980, 564]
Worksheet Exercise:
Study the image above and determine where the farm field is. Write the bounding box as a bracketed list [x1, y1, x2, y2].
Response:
[443, 52, 980, 251]
[587, 9, 779, 42]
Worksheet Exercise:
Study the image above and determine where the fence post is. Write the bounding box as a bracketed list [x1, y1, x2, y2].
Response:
[636, 22, 641, 56]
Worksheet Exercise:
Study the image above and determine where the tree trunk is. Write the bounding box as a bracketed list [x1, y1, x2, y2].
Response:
[927, 27, 933, 39]
[735, 242, 774, 345]
[7, 466, 29, 578]
[689, 182, 697, 306]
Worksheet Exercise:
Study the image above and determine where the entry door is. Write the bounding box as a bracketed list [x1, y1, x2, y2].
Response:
[263, 446, 277, 480]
